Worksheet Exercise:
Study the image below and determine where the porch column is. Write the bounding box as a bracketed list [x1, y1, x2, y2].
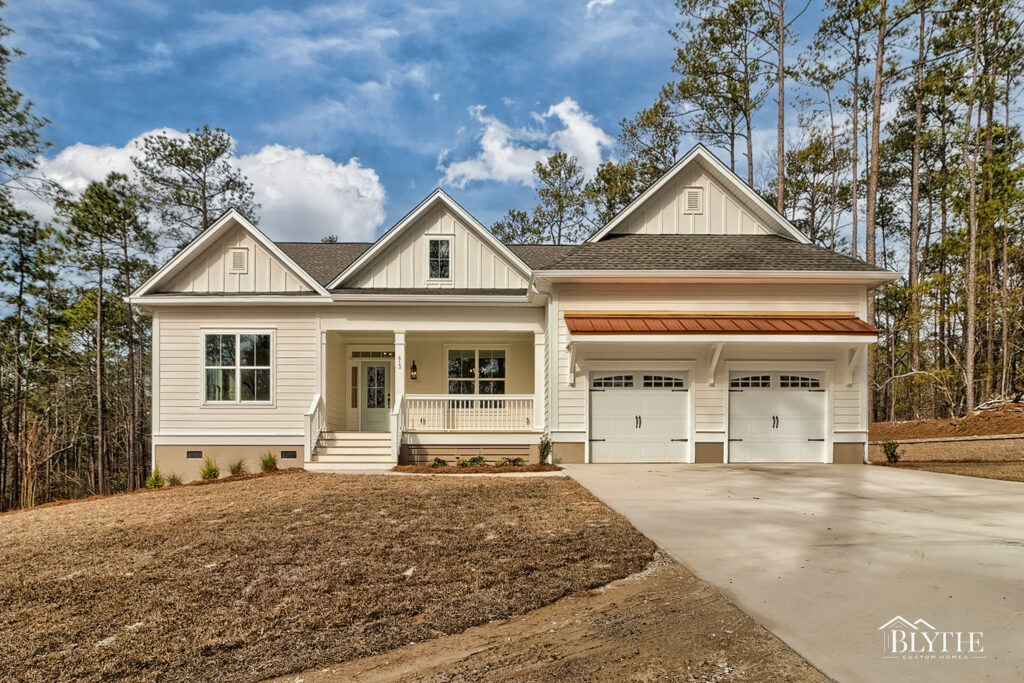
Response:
[534, 332, 545, 431]
[393, 331, 406, 409]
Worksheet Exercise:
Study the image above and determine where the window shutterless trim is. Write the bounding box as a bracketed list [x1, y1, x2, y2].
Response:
[201, 330, 275, 406]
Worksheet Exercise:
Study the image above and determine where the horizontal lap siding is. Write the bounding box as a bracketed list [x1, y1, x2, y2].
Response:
[156, 307, 318, 435]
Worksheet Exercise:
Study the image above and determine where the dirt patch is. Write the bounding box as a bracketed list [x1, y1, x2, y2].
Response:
[871, 407, 1024, 441]
[877, 460, 1024, 483]
[0, 472, 656, 681]
[271, 553, 825, 683]
[392, 464, 562, 474]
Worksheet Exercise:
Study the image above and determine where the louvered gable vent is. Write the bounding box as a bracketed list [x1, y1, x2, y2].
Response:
[683, 187, 703, 214]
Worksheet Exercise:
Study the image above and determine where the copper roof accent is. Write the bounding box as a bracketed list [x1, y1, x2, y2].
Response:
[564, 313, 878, 336]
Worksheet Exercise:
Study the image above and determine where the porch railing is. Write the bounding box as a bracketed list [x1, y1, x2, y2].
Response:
[303, 393, 325, 459]
[389, 394, 405, 461]
[403, 394, 535, 432]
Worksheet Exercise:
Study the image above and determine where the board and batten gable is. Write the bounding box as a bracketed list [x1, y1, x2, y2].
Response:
[347, 204, 529, 290]
[161, 222, 314, 294]
[606, 161, 774, 238]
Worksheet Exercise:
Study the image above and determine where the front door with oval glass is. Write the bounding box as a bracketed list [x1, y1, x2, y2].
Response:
[360, 361, 391, 431]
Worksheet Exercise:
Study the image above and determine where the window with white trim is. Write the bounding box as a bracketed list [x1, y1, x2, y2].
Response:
[205, 333, 271, 402]
[729, 374, 771, 389]
[428, 238, 451, 280]
[447, 348, 505, 395]
[780, 374, 821, 388]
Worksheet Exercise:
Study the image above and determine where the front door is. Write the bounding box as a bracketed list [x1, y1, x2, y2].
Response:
[359, 361, 391, 431]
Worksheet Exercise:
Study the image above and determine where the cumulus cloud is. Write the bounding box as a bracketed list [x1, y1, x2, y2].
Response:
[23, 129, 387, 242]
[585, 0, 617, 17]
[440, 97, 614, 188]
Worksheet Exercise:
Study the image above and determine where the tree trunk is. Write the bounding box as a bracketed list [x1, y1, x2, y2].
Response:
[962, 10, 983, 413]
[908, 5, 925, 375]
[775, 1, 786, 213]
[96, 243, 106, 494]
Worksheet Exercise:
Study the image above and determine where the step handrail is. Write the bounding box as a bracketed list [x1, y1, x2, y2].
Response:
[304, 394, 325, 461]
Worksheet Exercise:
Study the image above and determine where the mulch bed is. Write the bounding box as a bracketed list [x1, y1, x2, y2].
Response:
[0, 471, 655, 682]
[871, 409, 1024, 441]
[391, 463, 562, 474]
[877, 460, 1024, 483]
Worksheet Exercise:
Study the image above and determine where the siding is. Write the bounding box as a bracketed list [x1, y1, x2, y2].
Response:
[163, 223, 312, 294]
[349, 205, 529, 289]
[611, 163, 773, 237]
[155, 307, 319, 436]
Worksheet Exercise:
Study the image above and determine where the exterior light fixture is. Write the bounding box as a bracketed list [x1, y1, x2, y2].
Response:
[410, 361, 418, 380]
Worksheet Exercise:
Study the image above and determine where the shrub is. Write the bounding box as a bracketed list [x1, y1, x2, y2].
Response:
[199, 458, 220, 480]
[428, 457, 448, 468]
[538, 435, 553, 464]
[881, 440, 901, 464]
[510, 456, 526, 467]
[467, 455, 486, 466]
[228, 459, 247, 476]
[494, 458, 509, 468]
[455, 458, 469, 468]
[145, 468, 165, 489]
[259, 451, 278, 472]
[165, 472, 183, 486]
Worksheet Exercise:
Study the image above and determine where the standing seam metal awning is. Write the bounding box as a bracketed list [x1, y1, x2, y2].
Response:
[564, 313, 878, 336]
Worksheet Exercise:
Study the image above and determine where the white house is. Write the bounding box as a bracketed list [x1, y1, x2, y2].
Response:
[128, 145, 897, 480]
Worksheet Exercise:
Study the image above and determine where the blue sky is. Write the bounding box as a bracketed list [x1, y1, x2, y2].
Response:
[6, 0, 816, 242]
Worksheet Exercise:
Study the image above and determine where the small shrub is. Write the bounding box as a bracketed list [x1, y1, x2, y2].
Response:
[428, 456, 448, 468]
[199, 458, 220, 480]
[165, 472, 183, 486]
[467, 455, 486, 466]
[455, 458, 469, 468]
[228, 459, 247, 476]
[145, 468, 165, 489]
[510, 456, 526, 467]
[881, 440, 901, 464]
[538, 435, 553, 464]
[494, 458, 509, 468]
[259, 451, 278, 472]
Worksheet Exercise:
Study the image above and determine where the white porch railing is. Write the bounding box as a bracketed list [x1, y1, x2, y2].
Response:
[404, 395, 535, 432]
[389, 394, 405, 461]
[303, 394, 325, 460]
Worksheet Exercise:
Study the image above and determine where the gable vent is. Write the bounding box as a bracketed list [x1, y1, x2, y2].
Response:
[228, 248, 248, 274]
[683, 187, 703, 214]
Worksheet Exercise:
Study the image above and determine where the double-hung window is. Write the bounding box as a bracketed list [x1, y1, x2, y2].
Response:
[428, 238, 451, 280]
[205, 333, 272, 403]
[447, 349, 506, 395]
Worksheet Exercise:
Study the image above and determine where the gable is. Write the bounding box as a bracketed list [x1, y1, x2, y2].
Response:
[589, 145, 808, 243]
[343, 196, 530, 290]
[610, 162, 773, 238]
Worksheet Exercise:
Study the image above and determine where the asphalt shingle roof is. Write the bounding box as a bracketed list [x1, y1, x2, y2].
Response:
[507, 244, 578, 270]
[276, 242, 371, 286]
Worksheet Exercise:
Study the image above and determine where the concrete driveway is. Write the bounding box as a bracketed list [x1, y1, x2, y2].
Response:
[564, 463, 1024, 683]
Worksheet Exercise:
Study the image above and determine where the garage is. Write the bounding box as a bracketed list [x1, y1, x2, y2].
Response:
[589, 372, 689, 462]
[727, 372, 827, 462]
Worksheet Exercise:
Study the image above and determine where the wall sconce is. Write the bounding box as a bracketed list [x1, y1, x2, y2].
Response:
[410, 360, 418, 380]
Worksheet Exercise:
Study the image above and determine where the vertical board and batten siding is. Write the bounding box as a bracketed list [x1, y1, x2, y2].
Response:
[163, 223, 312, 294]
[610, 162, 774, 237]
[155, 307, 318, 436]
[554, 282, 870, 436]
[348, 206, 529, 289]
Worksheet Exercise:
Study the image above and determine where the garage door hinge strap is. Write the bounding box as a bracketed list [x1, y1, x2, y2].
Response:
[672, 389, 689, 392]
[589, 439, 606, 442]
[807, 438, 825, 441]
[670, 438, 689, 442]
[728, 438, 743, 442]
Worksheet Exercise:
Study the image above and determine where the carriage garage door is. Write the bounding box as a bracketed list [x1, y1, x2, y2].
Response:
[589, 372, 689, 463]
[728, 372, 827, 462]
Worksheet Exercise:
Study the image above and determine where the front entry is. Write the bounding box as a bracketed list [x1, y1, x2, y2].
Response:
[359, 361, 392, 431]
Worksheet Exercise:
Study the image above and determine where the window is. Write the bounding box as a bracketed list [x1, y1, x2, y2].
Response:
[643, 374, 686, 388]
[228, 248, 248, 274]
[780, 374, 821, 389]
[591, 374, 634, 388]
[683, 187, 703, 214]
[186, 450, 203, 459]
[729, 374, 771, 389]
[205, 333, 271, 403]
[447, 348, 505, 395]
[428, 238, 451, 280]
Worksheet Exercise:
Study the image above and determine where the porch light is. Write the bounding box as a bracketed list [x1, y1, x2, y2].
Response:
[410, 361, 418, 380]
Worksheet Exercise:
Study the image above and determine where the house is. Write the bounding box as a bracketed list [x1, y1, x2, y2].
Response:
[128, 145, 898, 481]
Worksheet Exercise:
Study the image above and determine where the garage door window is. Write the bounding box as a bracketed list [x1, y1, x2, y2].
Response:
[592, 374, 634, 388]
[779, 374, 821, 388]
[643, 374, 686, 388]
[730, 374, 771, 389]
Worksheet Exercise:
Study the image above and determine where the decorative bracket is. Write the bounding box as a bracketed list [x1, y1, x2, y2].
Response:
[708, 343, 723, 387]
[567, 342, 577, 387]
[846, 345, 865, 386]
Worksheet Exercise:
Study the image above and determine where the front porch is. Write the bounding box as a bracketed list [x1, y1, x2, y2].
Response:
[305, 328, 545, 468]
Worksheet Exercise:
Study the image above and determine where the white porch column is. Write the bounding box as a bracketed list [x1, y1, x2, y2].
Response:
[393, 331, 406, 408]
[534, 332, 545, 431]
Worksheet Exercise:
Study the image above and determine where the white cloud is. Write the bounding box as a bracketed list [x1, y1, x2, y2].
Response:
[440, 97, 613, 188]
[585, 0, 616, 17]
[22, 129, 387, 242]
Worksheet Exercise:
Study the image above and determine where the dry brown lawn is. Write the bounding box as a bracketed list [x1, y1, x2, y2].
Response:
[880, 460, 1024, 482]
[391, 463, 562, 474]
[0, 471, 655, 682]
